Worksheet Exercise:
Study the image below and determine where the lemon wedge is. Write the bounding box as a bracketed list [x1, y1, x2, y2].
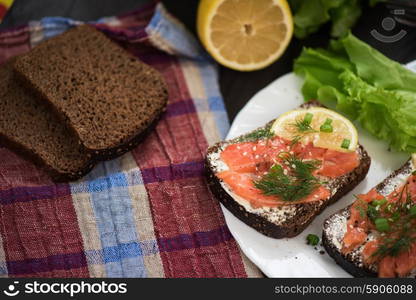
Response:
[197, 0, 294, 71]
[270, 107, 358, 152]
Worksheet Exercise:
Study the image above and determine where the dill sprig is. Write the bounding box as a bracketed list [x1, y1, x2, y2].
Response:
[353, 196, 368, 218]
[291, 113, 317, 134]
[236, 128, 274, 142]
[253, 152, 322, 202]
[293, 119, 315, 133]
[289, 113, 317, 147]
[367, 183, 416, 259]
[374, 236, 416, 258]
[290, 135, 302, 148]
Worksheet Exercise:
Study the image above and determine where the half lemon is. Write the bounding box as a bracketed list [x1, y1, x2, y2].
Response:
[270, 107, 358, 152]
[197, 0, 294, 71]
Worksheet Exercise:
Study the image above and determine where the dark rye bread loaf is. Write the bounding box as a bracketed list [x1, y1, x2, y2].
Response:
[205, 101, 371, 239]
[0, 61, 94, 181]
[13, 25, 168, 160]
[322, 158, 416, 277]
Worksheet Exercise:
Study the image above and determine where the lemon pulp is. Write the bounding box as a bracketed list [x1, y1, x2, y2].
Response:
[270, 107, 358, 152]
[197, 0, 294, 71]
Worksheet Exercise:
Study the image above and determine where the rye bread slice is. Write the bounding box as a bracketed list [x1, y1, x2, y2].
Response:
[322, 157, 416, 277]
[205, 101, 371, 238]
[13, 25, 168, 160]
[0, 61, 94, 181]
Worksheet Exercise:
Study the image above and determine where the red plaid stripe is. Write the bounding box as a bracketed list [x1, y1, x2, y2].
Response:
[0, 149, 55, 189]
[0, 26, 31, 64]
[0, 193, 88, 277]
[0, 4, 6, 20]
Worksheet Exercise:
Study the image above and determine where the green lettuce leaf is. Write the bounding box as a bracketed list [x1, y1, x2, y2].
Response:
[294, 33, 416, 153]
[288, 0, 385, 38]
[330, 0, 362, 38]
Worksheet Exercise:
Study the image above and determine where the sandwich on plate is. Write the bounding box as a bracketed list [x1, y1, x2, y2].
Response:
[205, 101, 370, 238]
[323, 154, 416, 277]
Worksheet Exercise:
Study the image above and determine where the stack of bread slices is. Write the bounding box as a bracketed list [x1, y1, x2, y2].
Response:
[0, 25, 168, 181]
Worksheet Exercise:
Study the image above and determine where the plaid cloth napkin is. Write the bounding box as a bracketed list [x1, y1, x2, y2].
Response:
[0, 0, 13, 23]
[0, 3, 262, 278]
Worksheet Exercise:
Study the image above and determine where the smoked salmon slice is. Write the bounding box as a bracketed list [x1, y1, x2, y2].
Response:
[218, 136, 358, 208]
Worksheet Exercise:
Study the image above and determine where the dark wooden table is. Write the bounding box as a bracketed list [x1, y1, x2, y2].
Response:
[2, 0, 416, 121]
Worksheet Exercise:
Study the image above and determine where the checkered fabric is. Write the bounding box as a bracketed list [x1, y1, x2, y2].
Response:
[0, 3, 262, 278]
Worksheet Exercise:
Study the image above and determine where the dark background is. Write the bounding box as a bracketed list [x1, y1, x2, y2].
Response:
[1, 0, 416, 121]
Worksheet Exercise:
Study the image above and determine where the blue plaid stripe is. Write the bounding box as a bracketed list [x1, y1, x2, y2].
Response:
[39, 17, 81, 39]
[196, 62, 230, 139]
[146, 5, 230, 141]
[61, 240, 159, 267]
[0, 261, 7, 276]
[81, 160, 147, 277]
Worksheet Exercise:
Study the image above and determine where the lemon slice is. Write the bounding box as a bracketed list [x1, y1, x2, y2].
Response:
[197, 0, 294, 71]
[270, 107, 358, 152]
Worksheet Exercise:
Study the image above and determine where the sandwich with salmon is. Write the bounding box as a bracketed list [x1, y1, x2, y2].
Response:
[205, 101, 371, 238]
[323, 154, 416, 277]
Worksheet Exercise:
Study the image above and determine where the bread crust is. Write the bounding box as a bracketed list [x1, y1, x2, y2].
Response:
[1, 25, 168, 182]
[205, 101, 371, 238]
[0, 58, 163, 182]
[0, 110, 162, 182]
[13, 25, 168, 160]
[322, 207, 377, 277]
[0, 133, 94, 182]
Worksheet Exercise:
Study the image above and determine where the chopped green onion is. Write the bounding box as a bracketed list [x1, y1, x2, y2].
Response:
[341, 139, 350, 149]
[375, 218, 390, 232]
[412, 170, 416, 176]
[371, 198, 387, 207]
[320, 119, 333, 133]
[304, 113, 313, 125]
[306, 234, 320, 246]
[324, 118, 333, 125]
[320, 125, 333, 133]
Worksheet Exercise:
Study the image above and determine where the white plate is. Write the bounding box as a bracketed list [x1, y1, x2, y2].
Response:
[221, 71, 413, 277]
